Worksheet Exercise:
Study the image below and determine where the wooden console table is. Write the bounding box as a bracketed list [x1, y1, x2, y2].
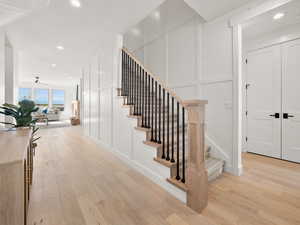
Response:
[0, 128, 34, 225]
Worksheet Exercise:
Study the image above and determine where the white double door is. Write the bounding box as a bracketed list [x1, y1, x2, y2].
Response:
[246, 39, 300, 163]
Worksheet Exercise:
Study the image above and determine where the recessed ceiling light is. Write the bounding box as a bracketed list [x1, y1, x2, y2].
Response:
[70, 0, 81, 8]
[153, 11, 160, 20]
[51, 64, 57, 68]
[56, 45, 64, 50]
[273, 13, 285, 20]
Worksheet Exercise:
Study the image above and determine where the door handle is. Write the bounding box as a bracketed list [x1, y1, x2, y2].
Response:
[269, 113, 280, 118]
[283, 113, 294, 119]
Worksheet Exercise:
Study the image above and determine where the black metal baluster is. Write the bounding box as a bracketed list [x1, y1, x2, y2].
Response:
[139, 66, 142, 116]
[158, 85, 161, 144]
[162, 89, 165, 159]
[135, 62, 138, 115]
[176, 101, 180, 180]
[134, 61, 137, 114]
[124, 53, 128, 103]
[141, 68, 144, 126]
[123, 51, 126, 96]
[130, 57, 133, 105]
[151, 78, 154, 141]
[146, 73, 151, 128]
[144, 72, 148, 128]
[155, 81, 158, 142]
[148, 75, 151, 128]
[132, 59, 135, 108]
[121, 51, 124, 96]
[137, 63, 140, 115]
[166, 93, 170, 161]
[136, 64, 141, 115]
[171, 97, 175, 163]
[127, 56, 131, 105]
[143, 70, 146, 127]
[182, 107, 185, 183]
[126, 53, 129, 103]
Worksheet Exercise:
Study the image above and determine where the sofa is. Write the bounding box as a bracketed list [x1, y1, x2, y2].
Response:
[33, 107, 61, 121]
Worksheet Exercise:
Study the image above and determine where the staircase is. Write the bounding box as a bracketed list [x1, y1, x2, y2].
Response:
[118, 48, 224, 213]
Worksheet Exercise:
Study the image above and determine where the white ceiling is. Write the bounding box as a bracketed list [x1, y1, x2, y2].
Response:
[3, 0, 288, 87]
[0, 0, 49, 27]
[4, 0, 165, 86]
[243, 0, 300, 40]
[124, 0, 204, 52]
[184, 0, 256, 21]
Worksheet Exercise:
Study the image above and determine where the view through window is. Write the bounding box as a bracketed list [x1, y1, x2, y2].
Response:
[18, 88, 31, 101]
[34, 89, 49, 107]
[52, 89, 65, 111]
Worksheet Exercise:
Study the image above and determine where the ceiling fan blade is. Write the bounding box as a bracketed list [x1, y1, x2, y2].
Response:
[39, 82, 50, 86]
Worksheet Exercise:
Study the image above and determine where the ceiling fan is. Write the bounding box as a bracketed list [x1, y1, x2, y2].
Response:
[34, 76, 49, 86]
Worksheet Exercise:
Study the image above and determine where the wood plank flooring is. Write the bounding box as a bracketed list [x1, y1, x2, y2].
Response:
[27, 127, 300, 225]
[202, 153, 300, 225]
[27, 127, 212, 225]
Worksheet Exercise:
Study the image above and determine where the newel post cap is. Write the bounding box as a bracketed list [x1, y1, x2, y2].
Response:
[182, 100, 208, 108]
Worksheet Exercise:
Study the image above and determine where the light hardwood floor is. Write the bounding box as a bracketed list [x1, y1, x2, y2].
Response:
[27, 127, 212, 225]
[203, 153, 300, 225]
[28, 127, 300, 225]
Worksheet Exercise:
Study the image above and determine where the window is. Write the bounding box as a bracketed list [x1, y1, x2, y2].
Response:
[18, 88, 31, 101]
[52, 89, 65, 111]
[34, 89, 49, 107]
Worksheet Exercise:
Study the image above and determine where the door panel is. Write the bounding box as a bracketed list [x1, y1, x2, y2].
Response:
[246, 45, 281, 158]
[282, 39, 300, 163]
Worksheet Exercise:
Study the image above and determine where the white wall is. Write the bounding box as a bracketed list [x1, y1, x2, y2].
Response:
[123, 0, 204, 100]
[0, 33, 18, 126]
[200, 17, 234, 172]
[5, 37, 14, 105]
[0, 31, 4, 126]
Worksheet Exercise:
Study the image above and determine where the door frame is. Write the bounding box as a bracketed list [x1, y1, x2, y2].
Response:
[229, 0, 294, 176]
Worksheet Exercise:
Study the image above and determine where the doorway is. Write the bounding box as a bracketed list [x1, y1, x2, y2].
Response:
[241, 0, 300, 164]
[230, 0, 300, 171]
[245, 39, 300, 163]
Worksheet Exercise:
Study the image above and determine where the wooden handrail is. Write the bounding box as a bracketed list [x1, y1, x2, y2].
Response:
[122, 47, 184, 105]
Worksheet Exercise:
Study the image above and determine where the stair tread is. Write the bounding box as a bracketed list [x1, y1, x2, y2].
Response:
[153, 157, 174, 168]
[205, 157, 224, 175]
[134, 125, 187, 133]
[167, 178, 188, 192]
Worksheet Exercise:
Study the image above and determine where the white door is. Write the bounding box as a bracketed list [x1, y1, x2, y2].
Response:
[282, 39, 300, 163]
[246, 45, 282, 158]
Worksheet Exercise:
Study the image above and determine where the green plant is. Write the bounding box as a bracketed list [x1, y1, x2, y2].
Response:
[0, 100, 39, 127]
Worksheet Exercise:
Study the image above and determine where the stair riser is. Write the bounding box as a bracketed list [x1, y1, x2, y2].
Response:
[128, 107, 172, 116]
[137, 116, 182, 127]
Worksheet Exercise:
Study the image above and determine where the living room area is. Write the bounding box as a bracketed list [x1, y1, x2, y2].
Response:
[18, 82, 79, 128]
